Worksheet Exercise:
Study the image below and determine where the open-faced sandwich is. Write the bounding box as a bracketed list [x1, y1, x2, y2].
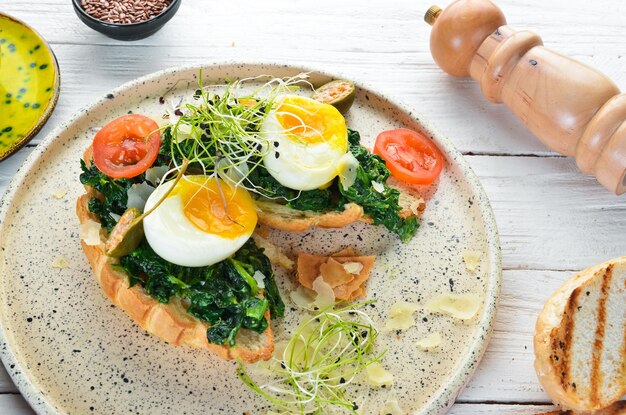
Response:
[76, 75, 445, 390]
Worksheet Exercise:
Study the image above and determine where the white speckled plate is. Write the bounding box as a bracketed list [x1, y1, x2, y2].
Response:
[0, 63, 501, 415]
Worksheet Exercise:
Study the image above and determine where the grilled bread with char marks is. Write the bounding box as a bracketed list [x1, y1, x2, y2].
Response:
[534, 258, 626, 411]
[538, 400, 625, 414]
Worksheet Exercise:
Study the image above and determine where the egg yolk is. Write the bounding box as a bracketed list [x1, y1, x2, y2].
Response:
[171, 176, 257, 239]
[275, 96, 347, 152]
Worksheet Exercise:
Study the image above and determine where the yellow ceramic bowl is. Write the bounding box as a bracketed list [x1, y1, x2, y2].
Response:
[0, 13, 60, 160]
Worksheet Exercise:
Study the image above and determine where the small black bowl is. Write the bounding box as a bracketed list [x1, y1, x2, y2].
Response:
[72, 0, 182, 41]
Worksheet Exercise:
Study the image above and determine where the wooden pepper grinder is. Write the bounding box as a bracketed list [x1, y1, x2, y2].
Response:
[425, 0, 626, 194]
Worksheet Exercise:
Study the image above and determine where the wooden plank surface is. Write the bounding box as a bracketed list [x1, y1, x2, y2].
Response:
[3, 0, 626, 156]
[1, 0, 625, 413]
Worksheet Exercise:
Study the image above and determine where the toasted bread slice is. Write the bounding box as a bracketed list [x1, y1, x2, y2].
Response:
[76, 192, 274, 363]
[534, 258, 626, 411]
[255, 177, 425, 232]
[538, 400, 626, 414]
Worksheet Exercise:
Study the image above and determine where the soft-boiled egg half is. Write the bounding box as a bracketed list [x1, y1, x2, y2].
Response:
[143, 176, 257, 267]
[261, 95, 350, 191]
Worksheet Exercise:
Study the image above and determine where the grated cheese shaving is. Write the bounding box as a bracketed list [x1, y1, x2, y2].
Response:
[379, 396, 405, 415]
[312, 276, 336, 309]
[289, 286, 316, 308]
[385, 302, 419, 331]
[462, 251, 482, 273]
[51, 255, 69, 269]
[366, 362, 394, 387]
[342, 261, 363, 275]
[338, 152, 359, 191]
[51, 189, 67, 199]
[371, 180, 385, 193]
[173, 122, 200, 143]
[416, 332, 442, 350]
[79, 219, 101, 246]
[145, 165, 169, 186]
[126, 182, 155, 211]
[426, 293, 481, 320]
[253, 271, 266, 289]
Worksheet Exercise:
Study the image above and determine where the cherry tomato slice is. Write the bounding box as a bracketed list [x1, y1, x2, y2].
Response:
[92, 114, 161, 179]
[374, 128, 444, 185]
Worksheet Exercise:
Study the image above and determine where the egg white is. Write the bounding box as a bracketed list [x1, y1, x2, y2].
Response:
[261, 96, 348, 191]
[143, 181, 252, 267]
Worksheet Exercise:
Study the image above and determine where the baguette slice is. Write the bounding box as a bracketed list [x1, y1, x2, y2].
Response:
[538, 400, 626, 414]
[255, 177, 425, 232]
[534, 257, 626, 411]
[77, 192, 274, 363]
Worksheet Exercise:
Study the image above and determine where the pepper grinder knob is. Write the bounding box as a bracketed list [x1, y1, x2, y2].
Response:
[425, 0, 626, 194]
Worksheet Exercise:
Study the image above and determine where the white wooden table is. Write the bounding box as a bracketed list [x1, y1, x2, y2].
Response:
[1, 0, 625, 414]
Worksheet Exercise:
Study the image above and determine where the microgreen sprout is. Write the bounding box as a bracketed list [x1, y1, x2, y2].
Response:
[163, 73, 315, 200]
[237, 302, 385, 414]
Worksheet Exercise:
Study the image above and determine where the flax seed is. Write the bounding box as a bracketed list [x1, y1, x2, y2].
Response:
[79, 0, 172, 24]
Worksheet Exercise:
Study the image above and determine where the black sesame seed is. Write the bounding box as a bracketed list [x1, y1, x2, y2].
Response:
[352, 403, 358, 410]
[361, 330, 368, 338]
[158, 96, 165, 104]
[280, 361, 286, 369]
[273, 141, 279, 147]
[105, 93, 114, 99]
[339, 377, 346, 384]
[275, 152, 280, 159]
[174, 109, 183, 116]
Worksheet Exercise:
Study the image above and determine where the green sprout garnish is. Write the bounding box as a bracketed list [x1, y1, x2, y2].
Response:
[163, 73, 313, 199]
[237, 302, 385, 414]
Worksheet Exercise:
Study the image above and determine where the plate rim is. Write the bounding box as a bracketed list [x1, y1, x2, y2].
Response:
[0, 12, 61, 161]
[0, 61, 502, 415]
